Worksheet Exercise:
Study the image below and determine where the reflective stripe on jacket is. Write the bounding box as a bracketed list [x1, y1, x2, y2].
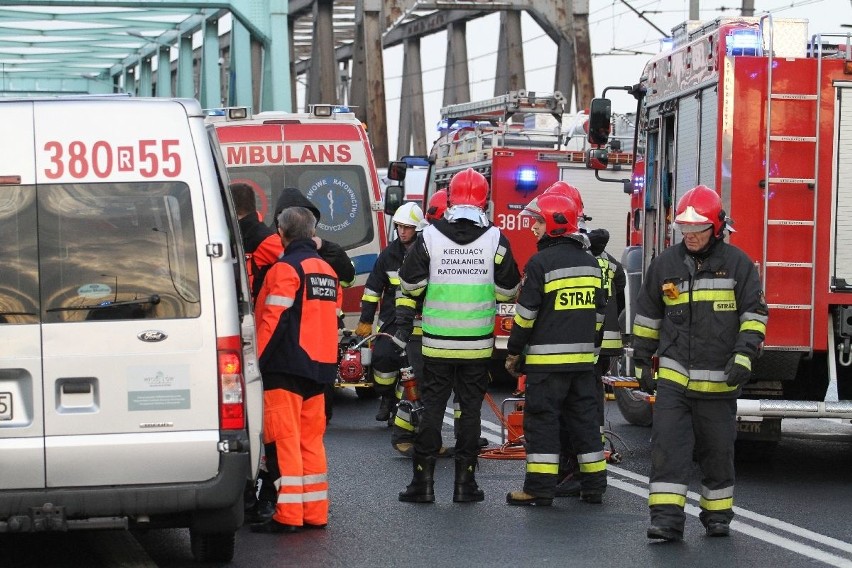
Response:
[507, 236, 605, 371]
[631, 239, 768, 398]
[399, 219, 520, 360]
[256, 239, 342, 384]
[597, 251, 626, 355]
[359, 238, 406, 333]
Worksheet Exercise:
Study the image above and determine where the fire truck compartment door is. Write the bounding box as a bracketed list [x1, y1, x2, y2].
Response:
[831, 83, 852, 290]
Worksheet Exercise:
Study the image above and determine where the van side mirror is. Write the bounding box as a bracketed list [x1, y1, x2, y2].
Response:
[588, 98, 612, 146]
[387, 161, 407, 182]
[384, 185, 404, 215]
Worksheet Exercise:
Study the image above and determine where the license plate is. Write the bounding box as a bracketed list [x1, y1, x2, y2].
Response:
[0, 392, 11, 420]
[497, 303, 516, 316]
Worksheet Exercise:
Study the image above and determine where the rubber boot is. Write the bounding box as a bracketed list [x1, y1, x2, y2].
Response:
[375, 394, 393, 422]
[398, 456, 436, 503]
[453, 458, 485, 503]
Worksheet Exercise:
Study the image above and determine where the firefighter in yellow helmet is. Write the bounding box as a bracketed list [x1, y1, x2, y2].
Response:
[632, 185, 768, 541]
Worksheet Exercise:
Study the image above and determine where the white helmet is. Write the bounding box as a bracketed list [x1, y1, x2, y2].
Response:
[392, 202, 426, 231]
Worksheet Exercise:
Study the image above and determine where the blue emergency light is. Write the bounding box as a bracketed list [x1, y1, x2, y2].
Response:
[727, 29, 761, 56]
[515, 167, 539, 193]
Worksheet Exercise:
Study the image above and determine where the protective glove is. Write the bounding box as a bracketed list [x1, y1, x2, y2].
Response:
[354, 321, 373, 337]
[635, 365, 656, 394]
[391, 334, 407, 355]
[505, 354, 522, 378]
[725, 353, 753, 387]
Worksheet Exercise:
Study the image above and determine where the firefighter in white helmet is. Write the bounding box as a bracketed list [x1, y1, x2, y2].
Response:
[631, 185, 768, 541]
[355, 202, 427, 422]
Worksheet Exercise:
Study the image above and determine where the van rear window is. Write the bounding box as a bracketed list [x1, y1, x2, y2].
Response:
[0, 182, 201, 324]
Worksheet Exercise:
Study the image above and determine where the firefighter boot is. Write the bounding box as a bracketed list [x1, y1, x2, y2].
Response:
[453, 458, 485, 503]
[375, 394, 394, 422]
[398, 456, 436, 503]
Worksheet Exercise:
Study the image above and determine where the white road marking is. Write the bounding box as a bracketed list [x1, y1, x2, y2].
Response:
[447, 407, 852, 566]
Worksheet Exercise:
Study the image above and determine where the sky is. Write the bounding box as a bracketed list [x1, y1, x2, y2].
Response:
[371, 0, 849, 157]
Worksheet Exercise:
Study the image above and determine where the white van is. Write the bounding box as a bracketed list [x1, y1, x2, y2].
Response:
[0, 96, 262, 562]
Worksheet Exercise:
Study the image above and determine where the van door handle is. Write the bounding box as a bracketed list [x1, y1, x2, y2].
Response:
[62, 382, 92, 394]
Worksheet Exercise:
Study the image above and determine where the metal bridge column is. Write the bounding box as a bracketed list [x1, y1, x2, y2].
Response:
[176, 35, 194, 99]
[260, 0, 292, 111]
[157, 47, 172, 98]
[572, 0, 593, 109]
[397, 37, 427, 157]
[554, 38, 575, 110]
[494, 11, 525, 96]
[443, 21, 470, 106]
[200, 16, 222, 108]
[230, 18, 253, 107]
[138, 57, 153, 97]
[306, 0, 337, 106]
[123, 68, 135, 96]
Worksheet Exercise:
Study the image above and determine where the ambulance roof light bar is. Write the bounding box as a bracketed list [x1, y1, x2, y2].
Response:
[203, 107, 251, 121]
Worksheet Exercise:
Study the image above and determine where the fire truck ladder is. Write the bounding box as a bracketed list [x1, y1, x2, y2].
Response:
[440, 90, 566, 136]
[759, 14, 820, 354]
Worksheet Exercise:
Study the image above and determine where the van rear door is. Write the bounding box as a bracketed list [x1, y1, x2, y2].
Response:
[32, 100, 222, 487]
[0, 102, 45, 490]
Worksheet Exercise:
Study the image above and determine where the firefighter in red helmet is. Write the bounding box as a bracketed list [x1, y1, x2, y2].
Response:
[504, 193, 608, 506]
[632, 184, 768, 541]
[425, 189, 448, 223]
[394, 167, 520, 503]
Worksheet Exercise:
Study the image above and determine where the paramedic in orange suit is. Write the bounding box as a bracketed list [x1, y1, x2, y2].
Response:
[250, 206, 342, 534]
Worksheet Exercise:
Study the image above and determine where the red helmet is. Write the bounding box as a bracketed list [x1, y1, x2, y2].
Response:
[448, 168, 489, 209]
[524, 193, 578, 237]
[543, 181, 587, 227]
[426, 189, 448, 222]
[543, 181, 584, 210]
[675, 185, 724, 236]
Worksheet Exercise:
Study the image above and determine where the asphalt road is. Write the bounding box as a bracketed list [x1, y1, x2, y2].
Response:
[3, 383, 852, 568]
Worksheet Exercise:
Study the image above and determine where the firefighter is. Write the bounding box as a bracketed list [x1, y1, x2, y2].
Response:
[556, 227, 626, 498]
[272, 188, 356, 423]
[424, 188, 448, 223]
[391, 190, 461, 458]
[354, 202, 426, 422]
[230, 182, 279, 524]
[251, 206, 342, 534]
[395, 168, 521, 503]
[632, 185, 768, 541]
[504, 193, 608, 506]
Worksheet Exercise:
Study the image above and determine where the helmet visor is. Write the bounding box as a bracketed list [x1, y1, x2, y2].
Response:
[678, 222, 713, 234]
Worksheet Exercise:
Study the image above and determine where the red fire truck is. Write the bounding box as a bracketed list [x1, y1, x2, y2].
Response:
[387, 91, 631, 377]
[590, 15, 852, 446]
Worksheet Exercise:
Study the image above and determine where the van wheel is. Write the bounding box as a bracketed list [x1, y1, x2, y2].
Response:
[613, 387, 653, 427]
[190, 530, 235, 563]
[355, 386, 379, 399]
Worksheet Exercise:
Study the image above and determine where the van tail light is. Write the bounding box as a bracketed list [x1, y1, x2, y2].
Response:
[218, 336, 246, 430]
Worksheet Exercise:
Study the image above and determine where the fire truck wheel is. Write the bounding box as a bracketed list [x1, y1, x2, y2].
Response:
[355, 386, 379, 399]
[613, 387, 653, 427]
[734, 440, 778, 463]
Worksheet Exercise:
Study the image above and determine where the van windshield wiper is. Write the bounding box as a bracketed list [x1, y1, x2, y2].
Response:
[46, 295, 160, 312]
[0, 311, 37, 316]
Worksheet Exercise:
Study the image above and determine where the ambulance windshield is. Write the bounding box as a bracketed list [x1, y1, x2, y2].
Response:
[228, 164, 375, 251]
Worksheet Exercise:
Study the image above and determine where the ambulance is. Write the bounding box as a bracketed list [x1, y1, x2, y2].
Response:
[0, 96, 262, 562]
[207, 106, 388, 327]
